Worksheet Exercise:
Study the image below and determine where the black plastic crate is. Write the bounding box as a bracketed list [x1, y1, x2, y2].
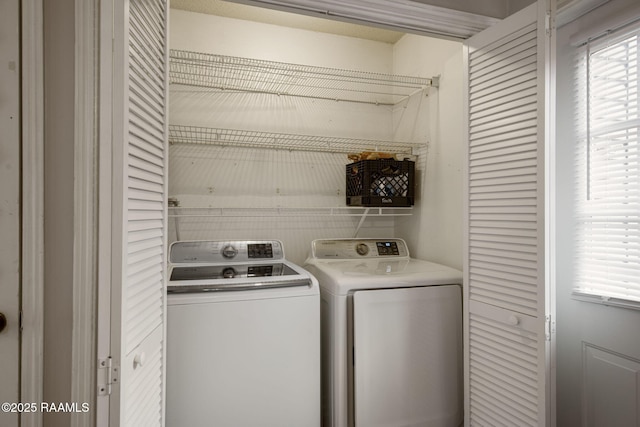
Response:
[346, 159, 415, 207]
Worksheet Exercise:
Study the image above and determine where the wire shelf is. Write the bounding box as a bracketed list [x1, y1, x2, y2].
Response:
[169, 124, 425, 154]
[169, 49, 433, 105]
[168, 206, 413, 218]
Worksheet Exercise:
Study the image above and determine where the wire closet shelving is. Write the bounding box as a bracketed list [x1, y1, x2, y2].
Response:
[168, 49, 427, 224]
[168, 49, 431, 153]
[169, 49, 435, 106]
[167, 206, 413, 238]
[168, 124, 425, 154]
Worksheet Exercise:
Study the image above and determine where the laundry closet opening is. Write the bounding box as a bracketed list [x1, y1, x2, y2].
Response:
[167, 0, 465, 268]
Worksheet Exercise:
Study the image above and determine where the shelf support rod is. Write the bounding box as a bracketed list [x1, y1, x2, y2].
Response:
[174, 215, 181, 241]
[353, 208, 370, 238]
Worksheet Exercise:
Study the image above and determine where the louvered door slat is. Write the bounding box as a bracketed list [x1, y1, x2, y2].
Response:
[472, 58, 538, 94]
[129, 189, 164, 204]
[470, 24, 537, 70]
[128, 41, 164, 98]
[473, 70, 537, 99]
[129, 155, 163, 177]
[470, 370, 537, 410]
[471, 267, 538, 287]
[471, 175, 537, 189]
[470, 87, 538, 118]
[471, 92, 538, 120]
[470, 140, 537, 157]
[129, 83, 164, 124]
[471, 118, 537, 141]
[471, 251, 537, 269]
[131, 124, 165, 151]
[129, 133, 164, 159]
[470, 136, 536, 153]
[470, 168, 538, 183]
[464, 2, 553, 425]
[470, 261, 536, 281]
[129, 102, 164, 135]
[129, 145, 164, 169]
[129, 20, 164, 74]
[471, 103, 537, 129]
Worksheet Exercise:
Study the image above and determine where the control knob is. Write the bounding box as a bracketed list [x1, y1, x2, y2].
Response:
[355, 243, 369, 256]
[222, 267, 237, 279]
[221, 245, 238, 259]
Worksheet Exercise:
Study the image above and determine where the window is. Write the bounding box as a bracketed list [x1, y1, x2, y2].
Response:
[575, 26, 640, 306]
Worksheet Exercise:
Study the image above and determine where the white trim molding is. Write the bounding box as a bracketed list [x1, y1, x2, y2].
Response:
[21, 0, 45, 426]
[224, 0, 500, 39]
[71, 0, 99, 426]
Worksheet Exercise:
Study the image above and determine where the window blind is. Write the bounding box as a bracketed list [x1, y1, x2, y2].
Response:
[575, 26, 640, 305]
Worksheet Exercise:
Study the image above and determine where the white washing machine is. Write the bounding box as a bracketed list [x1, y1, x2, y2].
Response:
[166, 240, 320, 427]
[304, 238, 463, 427]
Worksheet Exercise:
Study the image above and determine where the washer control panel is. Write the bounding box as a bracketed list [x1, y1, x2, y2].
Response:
[170, 240, 284, 264]
[311, 238, 409, 259]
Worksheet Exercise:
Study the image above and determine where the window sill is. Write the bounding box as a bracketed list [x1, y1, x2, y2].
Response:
[572, 290, 640, 311]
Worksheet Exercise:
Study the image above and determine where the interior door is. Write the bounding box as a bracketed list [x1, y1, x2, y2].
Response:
[352, 285, 463, 427]
[463, 1, 555, 425]
[101, 0, 170, 425]
[0, 0, 21, 425]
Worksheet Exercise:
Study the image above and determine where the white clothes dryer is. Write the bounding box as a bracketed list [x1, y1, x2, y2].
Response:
[166, 240, 320, 427]
[304, 238, 463, 427]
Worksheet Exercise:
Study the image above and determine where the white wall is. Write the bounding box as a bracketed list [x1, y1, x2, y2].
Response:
[393, 35, 464, 270]
[43, 0, 75, 425]
[169, 10, 462, 266]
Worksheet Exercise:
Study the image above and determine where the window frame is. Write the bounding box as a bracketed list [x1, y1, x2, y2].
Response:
[573, 24, 640, 310]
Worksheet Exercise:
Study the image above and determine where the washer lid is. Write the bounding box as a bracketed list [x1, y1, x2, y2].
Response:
[168, 261, 315, 293]
[167, 240, 317, 294]
[170, 263, 300, 281]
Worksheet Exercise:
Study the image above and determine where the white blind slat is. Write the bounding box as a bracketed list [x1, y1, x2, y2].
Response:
[575, 27, 640, 304]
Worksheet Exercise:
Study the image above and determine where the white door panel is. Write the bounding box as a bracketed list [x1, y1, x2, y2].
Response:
[583, 344, 640, 427]
[121, 325, 164, 426]
[464, 1, 555, 425]
[353, 285, 463, 427]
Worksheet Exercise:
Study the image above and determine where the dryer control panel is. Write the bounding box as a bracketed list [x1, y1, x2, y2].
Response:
[310, 238, 409, 259]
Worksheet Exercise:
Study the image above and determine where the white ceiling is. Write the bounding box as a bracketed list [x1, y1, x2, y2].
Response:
[170, 0, 408, 43]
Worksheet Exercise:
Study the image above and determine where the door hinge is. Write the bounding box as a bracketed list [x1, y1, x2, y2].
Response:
[98, 357, 119, 396]
[545, 315, 553, 342]
[545, 12, 553, 37]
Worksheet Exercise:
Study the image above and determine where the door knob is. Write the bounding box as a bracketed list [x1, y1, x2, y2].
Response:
[0, 313, 6, 333]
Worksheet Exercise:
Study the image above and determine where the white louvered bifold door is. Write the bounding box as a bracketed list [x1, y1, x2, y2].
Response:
[463, 1, 555, 426]
[110, 0, 169, 425]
